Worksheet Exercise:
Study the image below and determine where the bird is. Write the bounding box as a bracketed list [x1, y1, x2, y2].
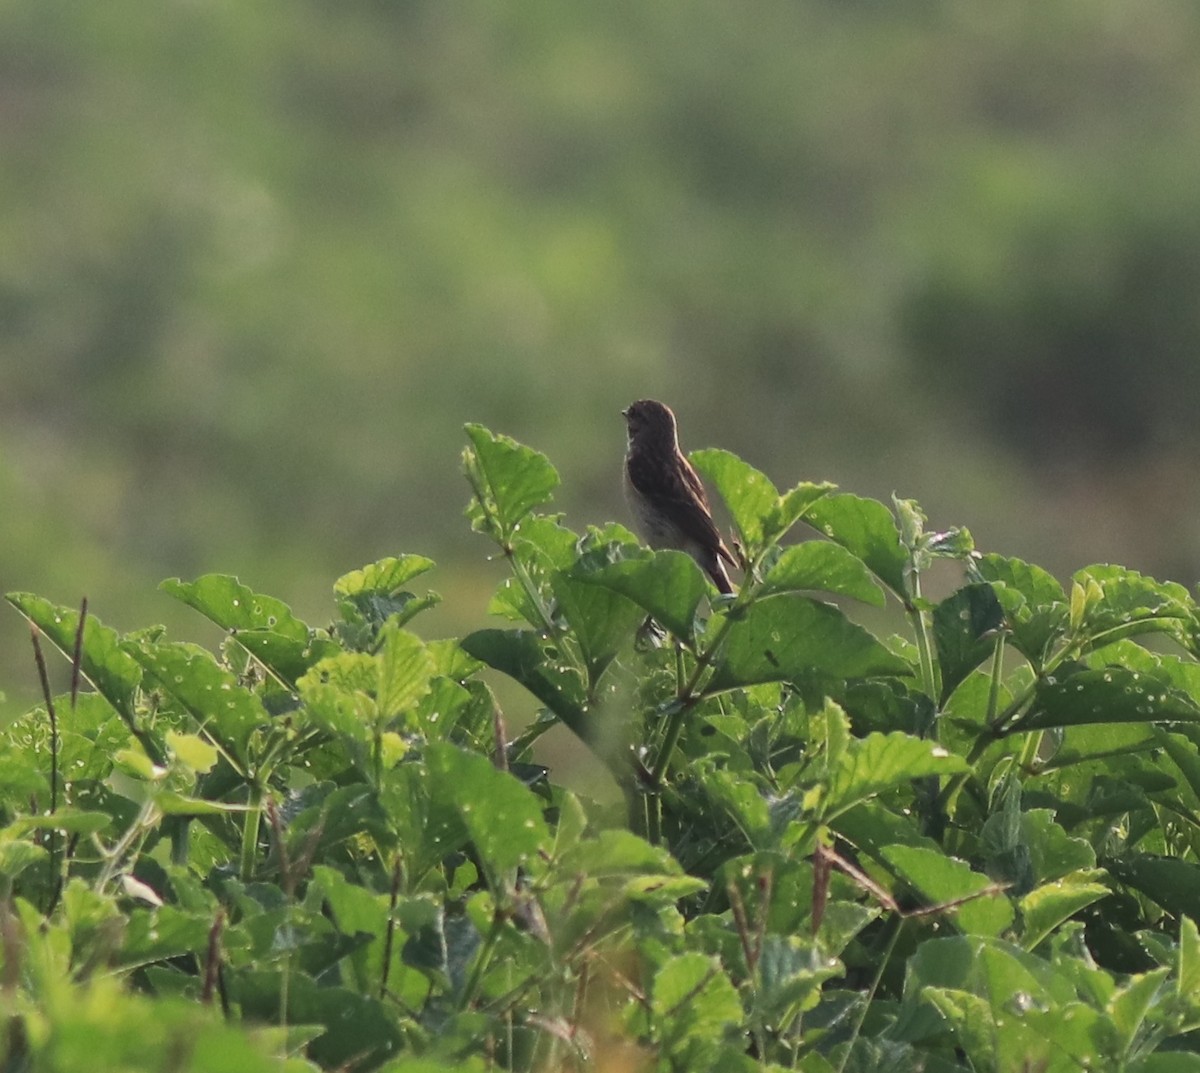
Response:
[622, 399, 737, 595]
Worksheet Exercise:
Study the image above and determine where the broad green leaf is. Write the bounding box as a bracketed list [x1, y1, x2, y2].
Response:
[1107, 855, 1200, 920]
[334, 555, 437, 597]
[690, 448, 779, 552]
[771, 481, 838, 541]
[161, 575, 332, 687]
[883, 845, 1013, 936]
[754, 934, 842, 1020]
[651, 952, 742, 1046]
[826, 733, 966, 817]
[973, 552, 1066, 608]
[463, 424, 559, 542]
[298, 652, 379, 747]
[569, 549, 707, 641]
[556, 829, 690, 894]
[334, 555, 442, 635]
[1074, 563, 1194, 645]
[705, 595, 909, 694]
[932, 583, 1004, 703]
[1181, 916, 1200, 998]
[1108, 968, 1170, 1057]
[231, 971, 403, 1071]
[7, 593, 142, 723]
[129, 641, 267, 762]
[1017, 809, 1097, 884]
[376, 625, 435, 720]
[1019, 880, 1110, 950]
[160, 575, 305, 638]
[802, 493, 907, 596]
[425, 743, 550, 875]
[550, 571, 645, 686]
[1019, 668, 1200, 731]
[971, 553, 1067, 665]
[761, 541, 886, 606]
[458, 629, 587, 736]
[0, 837, 46, 878]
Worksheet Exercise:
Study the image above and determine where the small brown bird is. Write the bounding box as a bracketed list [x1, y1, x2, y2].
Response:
[622, 399, 737, 594]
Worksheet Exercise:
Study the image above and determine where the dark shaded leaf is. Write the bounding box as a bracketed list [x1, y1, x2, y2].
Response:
[933, 583, 1004, 703]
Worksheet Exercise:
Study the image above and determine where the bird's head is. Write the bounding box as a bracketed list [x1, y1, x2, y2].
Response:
[622, 399, 679, 450]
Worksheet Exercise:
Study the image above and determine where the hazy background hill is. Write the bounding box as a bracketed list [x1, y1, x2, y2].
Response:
[5, 0, 1200, 715]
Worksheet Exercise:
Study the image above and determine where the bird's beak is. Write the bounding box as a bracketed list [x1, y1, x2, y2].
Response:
[620, 408, 629, 418]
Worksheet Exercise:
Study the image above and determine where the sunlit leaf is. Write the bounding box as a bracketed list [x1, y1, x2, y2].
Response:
[802, 494, 907, 596]
[706, 595, 909, 693]
[569, 549, 708, 641]
[425, 743, 550, 876]
[761, 541, 886, 606]
[690, 448, 778, 552]
[463, 424, 559, 543]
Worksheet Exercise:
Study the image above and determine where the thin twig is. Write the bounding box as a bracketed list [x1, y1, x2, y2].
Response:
[201, 909, 225, 1004]
[70, 596, 88, 708]
[30, 625, 60, 908]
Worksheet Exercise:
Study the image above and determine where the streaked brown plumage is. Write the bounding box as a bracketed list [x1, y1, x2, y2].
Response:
[622, 399, 736, 594]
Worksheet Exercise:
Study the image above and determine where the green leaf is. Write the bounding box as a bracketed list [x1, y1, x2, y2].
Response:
[1107, 855, 1200, 920]
[550, 571, 645, 686]
[826, 733, 967, 817]
[705, 595, 909, 694]
[932, 583, 1004, 703]
[425, 743, 550, 876]
[754, 934, 842, 1020]
[231, 971, 403, 1071]
[1019, 880, 1111, 950]
[1019, 668, 1200, 731]
[690, 447, 779, 552]
[772, 481, 838, 542]
[6, 593, 142, 724]
[761, 541, 886, 606]
[1108, 968, 1170, 1057]
[161, 575, 337, 687]
[463, 424, 559, 543]
[160, 574, 303, 637]
[0, 837, 47, 879]
[1181, 916, 1200, 997]
[129, 641, 267, 762]
[334, 555, 442, 634]
[971, 552, 1067, 665]
[569, 549, 707, 641]
[376, 625, 436, 720]
[458, 629, 587, 733]
[651, 952, 743, 1047]
[333, 555, 437, 598]
[802, 493, 907, 597]
[882, 845, 1013, 936]
[1074, 563, 1195, 644]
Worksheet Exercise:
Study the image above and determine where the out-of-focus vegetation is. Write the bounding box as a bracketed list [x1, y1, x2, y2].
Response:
[4, 0, 1200, 713]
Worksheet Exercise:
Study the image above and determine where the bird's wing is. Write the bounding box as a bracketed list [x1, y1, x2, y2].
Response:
[627, 448, 727, 553]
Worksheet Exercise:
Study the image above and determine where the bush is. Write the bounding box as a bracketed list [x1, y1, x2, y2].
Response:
[5, 424, 1200, 1072]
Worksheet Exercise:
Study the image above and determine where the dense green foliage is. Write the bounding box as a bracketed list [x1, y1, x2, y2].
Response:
[6, 1, 1200, 715]
[7, 427, 1200, 1070]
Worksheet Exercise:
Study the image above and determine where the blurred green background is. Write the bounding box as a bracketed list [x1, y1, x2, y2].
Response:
[5, 0, 1200, 716]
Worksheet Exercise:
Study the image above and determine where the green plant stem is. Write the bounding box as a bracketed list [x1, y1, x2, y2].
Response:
[460, 910, 506, 1011]
[240, 784, 264, 882]
[836, 915, 904, 1073]
[907, 595, 940, 706]
[650, 613, 734, 788]
[985, 631, 1006, 726]
[96, 799, 159, 894]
